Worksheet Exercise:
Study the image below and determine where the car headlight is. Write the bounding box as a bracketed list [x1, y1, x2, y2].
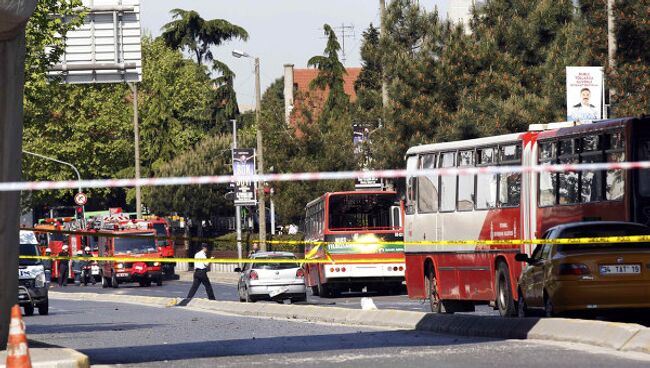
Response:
[35, 272, 46, 288]
[117, 263, 124, 269]
[153, 262, 160, 266]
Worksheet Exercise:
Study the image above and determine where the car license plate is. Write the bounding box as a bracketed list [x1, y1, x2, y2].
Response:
[599, 264, 641, 275]
[117, 273, 129, 278]
[269, 287, 288, 298]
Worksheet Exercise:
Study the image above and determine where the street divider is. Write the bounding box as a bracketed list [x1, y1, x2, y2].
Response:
[49, 292, 650, 356]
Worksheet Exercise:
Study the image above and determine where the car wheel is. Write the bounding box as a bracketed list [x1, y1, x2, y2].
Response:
[144, 280, 152, 287]
[238, 286, 245, 302]
[544, 293, 555, 317]
[38, 300, 49, 315]
[111, 273, 119, 288]
[496, 262, 516, 317]
[23, 304, 34, 316]
[318, 281, 332, 298]
[101, 273, 109, 288]
[426, 267, 443, 313]
[156, 277, 163, 286]
[517, 290, 529, 318]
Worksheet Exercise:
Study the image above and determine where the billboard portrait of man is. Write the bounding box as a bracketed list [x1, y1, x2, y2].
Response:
[568, 87, 599, 122]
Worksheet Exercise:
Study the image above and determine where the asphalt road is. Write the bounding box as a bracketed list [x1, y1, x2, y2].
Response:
[26, 299, 649, 368]
[50, 279, 498, 315]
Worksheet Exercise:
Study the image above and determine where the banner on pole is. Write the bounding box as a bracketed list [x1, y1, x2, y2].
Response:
[566, 66, 604, 122]
[232, 148, 257, 206]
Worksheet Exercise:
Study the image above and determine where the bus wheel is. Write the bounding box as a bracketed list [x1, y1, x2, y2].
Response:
[101, 273, 109, 288]
[495, 262, 516, 317]
[111, 273, 119, 289]
[318, 281, 332, 298]
[426, 268, 442, 313]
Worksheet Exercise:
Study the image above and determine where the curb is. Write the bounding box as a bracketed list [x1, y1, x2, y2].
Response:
[0, 347, 89, 368]
[176, 271, 239, 284]
[50, 292, 650, 356]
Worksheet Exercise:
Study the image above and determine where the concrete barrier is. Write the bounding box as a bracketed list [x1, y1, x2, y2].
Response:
[50, 292, 650, 356]
[0, 347, 89, 368]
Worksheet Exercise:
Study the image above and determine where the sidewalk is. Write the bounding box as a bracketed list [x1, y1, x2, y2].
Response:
[0, 347, 89, 368]
[177, 271, 239, 285]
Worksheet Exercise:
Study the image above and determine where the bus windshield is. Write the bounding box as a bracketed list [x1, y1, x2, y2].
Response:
[153, 223, 168, 246]
[328, 193, 399, 231]
[114, 233, 157, 254]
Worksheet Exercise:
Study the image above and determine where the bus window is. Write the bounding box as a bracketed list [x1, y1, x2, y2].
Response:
[476, 147, 497, 209]
[538, 141, 557, 207]
[457, 150, 474, 211]
[606, 131, 625, 201]
[580, 135, 604, 203]
[418, 154, 437, 213]
[405, 155, 418, 215]
[498, 144, 521, 207]
[439, 152, 456, 212]
[558, 138, 579, 205]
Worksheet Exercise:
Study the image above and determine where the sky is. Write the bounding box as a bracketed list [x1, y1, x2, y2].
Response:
[140, 0, 447, 110]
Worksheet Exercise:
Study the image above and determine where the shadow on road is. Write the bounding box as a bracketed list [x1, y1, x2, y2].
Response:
[27, 322, 158, 334]
[78, 330, 495, 365]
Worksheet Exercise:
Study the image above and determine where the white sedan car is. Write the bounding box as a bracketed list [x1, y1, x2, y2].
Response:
[236, 252, 307, 303]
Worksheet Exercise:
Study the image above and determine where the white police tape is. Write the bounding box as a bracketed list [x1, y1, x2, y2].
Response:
[3, 161, 650, 192]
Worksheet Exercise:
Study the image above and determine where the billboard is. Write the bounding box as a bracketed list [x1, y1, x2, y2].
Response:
[232, 148, 257, 206]
[566, 66, 604, 122]
[48, 0, 142, 84]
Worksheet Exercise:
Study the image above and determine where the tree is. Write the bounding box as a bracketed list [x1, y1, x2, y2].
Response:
[161, 8, 249, 66]
[354, 24, 383, 125]
[308, 24, 350, 120]
[161, 8, 249, 122]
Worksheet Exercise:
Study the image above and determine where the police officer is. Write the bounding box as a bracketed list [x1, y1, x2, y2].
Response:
[58, 245, 70, 287]
[42, 248, 53, 286]
[185, 243, 216, 300]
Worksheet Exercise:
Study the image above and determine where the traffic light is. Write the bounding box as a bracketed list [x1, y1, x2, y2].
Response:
[75, 206, 84, 220]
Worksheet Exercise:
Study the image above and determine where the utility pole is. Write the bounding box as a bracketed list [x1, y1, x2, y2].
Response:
[129, 82, 142, 218]
[607, 0, 616, 119]
[255, 57, 267, 251]
[380, 0, 389, 108]
[232, 119, 243, 263]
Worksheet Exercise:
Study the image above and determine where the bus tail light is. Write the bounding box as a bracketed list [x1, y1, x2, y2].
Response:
[249, 270, 259, 280]
[341, 267, 346, 272]
[296, 269, 305, 279]
[558, 263, 591, 276]
[398, 266, 404, 271]
[330, 267, 335, 273]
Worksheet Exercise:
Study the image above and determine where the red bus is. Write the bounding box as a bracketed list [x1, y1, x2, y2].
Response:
[403, 116, 650, 316]
[303, 191, 405, 297]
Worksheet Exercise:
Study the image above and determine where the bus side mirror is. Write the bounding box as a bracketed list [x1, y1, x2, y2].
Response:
[515, 253, 530, 263]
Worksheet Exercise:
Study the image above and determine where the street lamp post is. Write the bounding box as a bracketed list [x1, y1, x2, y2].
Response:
[22, 150, 82, 194]
[232, 49, 267, 251]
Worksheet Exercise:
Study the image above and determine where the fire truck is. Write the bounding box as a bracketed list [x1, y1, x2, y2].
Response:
[96, 213, 164, 288]
[136, 216, 175, 277]
[33, 217, 85, 282]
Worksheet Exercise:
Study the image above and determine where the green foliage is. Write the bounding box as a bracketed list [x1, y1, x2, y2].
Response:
[161, 8, 249, 66]
[354, 24, 383, 125]
[145, 131, 255, 219]
[308, 24, 350, 119]
[24, 0, 84, 109]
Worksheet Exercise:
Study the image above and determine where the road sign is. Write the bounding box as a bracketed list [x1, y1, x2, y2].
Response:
[48, 0, 142, 84]
[74, 192, 88, 206]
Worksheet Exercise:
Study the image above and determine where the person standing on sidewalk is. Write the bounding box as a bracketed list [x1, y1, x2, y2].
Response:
[58, 245, 70, 287]
[185, 243, 215, 300]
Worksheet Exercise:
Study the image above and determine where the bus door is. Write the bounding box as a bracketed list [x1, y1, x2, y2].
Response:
[632, 118, 650, 225]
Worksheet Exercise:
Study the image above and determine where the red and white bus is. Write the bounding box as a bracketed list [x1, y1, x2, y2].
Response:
[303, 191, 405, 297]
[403, 116, 650, 316]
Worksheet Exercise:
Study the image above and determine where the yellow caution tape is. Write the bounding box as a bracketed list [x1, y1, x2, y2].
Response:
[18, 255, 402, 264]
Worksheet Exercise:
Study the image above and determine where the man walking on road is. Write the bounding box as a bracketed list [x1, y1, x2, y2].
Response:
[185, 243, 216, 300]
